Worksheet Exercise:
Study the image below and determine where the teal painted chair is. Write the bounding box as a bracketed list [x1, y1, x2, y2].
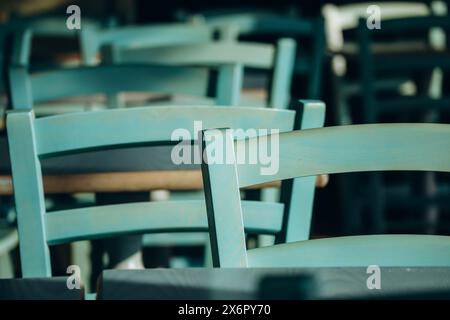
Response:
[6, 61, 244, 268]
[79, 22, 215, 66]
[89, 36, 296, 109]
[111, 34, 297, 250]
[355, 16, 450, 234]
[10, 26, 239, 111]
[197, 12, 325, 99]
[201, 100, 450, 267]
[6, 101, 325, 277]
[8, 30, 295, 266]
[8, 63, 237, 111]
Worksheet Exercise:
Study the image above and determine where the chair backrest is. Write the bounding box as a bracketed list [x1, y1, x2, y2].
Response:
[7, 105, 299, 277]
[80, 23, 214, 65]
[8, 62, 242, 110]
[357, 16, 450, 122]
[322, 2, 435, 52]
[79, 23, 296, 108]
[199, 12, 325, 99]
[201, 101, 450, 267]
[119, 39, 297, 109]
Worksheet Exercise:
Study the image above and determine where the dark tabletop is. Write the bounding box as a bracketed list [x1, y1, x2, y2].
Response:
[97, 267, 450, 300]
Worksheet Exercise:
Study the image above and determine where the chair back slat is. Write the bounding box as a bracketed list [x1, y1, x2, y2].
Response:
[119, 42, 275, 69]
[31, 106, 295, 156]
[236, 123, 450, 188]
[45, 200, 284, 245]
[80, 23, 213, 65]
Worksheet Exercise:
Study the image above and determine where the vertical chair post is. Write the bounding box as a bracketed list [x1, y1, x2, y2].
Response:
[201, 128, 248, 267]
[11, 29, 32, 68]
[216, 63, 243, 106]
[270, 38, 296, 109]
[8, 67, 33, 110]
[7, 110, 51, 277]
[277, 100, 326, 243]
[79, 26, 99, 66]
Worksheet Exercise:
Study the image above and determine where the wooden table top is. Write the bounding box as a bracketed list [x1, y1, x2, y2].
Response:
[0, 170, 328, 195]
[97, 267, 450, 300]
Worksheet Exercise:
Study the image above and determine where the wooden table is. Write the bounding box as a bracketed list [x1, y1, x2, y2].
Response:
[0, 171, 328, 195]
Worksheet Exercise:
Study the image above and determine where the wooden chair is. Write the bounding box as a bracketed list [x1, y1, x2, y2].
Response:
[5, 60, 244, 269]
[355, 15, 450, 234]
[201, 101, 450, 267]
[119, 39, 296, 109]
[6, 101, 325, 277]
[195, 12, 325, 99]
[8, 63, 238, 111]
[322, 1, 445, 126]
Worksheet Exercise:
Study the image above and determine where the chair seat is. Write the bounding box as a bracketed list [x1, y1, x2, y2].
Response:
[247, 234, 450, 267]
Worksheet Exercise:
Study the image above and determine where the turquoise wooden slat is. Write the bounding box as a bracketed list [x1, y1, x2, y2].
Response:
[10, 28, 32, 67]
[201, 100, 450, 267]
[10, 65, 210, 108]
[119, 42, 275, 68]
[34, 106, 295, 156]
[201, 128, 248, 267]
[80, 23, 214, 65]
[247, 234, 450, 267]
[236, 123, 450, 188]
[278, 101, 326, 243]
[8, 67, 33, 109]
[7, 105, 301, 276]
[45, 200, 284, 245]
[270, 38, 296, 108]
[216, 64, 243, 106]
[7, 110, 50, 277]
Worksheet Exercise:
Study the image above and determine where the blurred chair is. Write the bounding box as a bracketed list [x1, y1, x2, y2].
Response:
[118, 39, 296, 109]
[322, 1, 445, 125]
[8, 64, 237, 112]
[322, 1, 448, 235]
[201, 102, 450, 267]
[7, 103, 314, 279]
[79, 21, 296, 109]
[183, 11, 325, 100]
[355, 15, 450, 234]
[79, 22, 214, 66]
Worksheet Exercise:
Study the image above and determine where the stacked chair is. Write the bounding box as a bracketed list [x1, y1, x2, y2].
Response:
[322, 1, 450, 234]
[2, 1, 450, 300]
